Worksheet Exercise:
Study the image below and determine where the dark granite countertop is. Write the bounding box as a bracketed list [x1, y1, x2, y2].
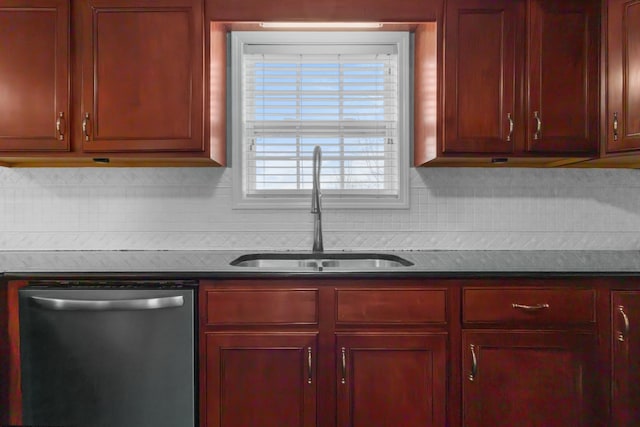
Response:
[1, 250, 640, 279]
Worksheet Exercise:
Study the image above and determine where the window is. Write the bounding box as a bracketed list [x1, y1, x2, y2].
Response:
[232, 31, 410, 209]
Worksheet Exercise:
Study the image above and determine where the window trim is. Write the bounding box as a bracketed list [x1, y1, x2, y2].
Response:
[231, 31, 410, 209]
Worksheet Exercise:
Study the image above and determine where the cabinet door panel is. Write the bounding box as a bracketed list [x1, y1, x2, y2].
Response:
[608, 0, 640, 152]
[612, 291, 640, 427]
[444, 0, 521, 154]
[204, 333, 317, 427]
[336, 333, 446, 427]
[527, 0, 598, 153]
[0, 0, 69, 151]
[80, 0, 203, 152]
[462, 331, 597, 427]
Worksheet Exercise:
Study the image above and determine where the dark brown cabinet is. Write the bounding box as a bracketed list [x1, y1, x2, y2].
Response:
[0, 0, 70, 152]
[606, 0, 640, 154]
[526, 0, 599, 154]
[444, 0, 521, 155]
[204, 333, 318, 427]
[78, 0, 203, 153]
[462, 331, 597, 427]
[461, 285, 599, 427]
[200, 282, 448, 427]
[336, 333, 446, 427]
[0, 0, 224, 166]
[439, 0, 599, 165]
[612, 291, 640, 427]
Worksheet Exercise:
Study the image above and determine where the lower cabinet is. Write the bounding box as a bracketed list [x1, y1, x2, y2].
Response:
[199, 279, 611, 427]
[200, 280, 448, 427]
[336, 333, 447, 427]
[204, 333, 318, 427]
[461, 331, 597, 427]
[612, 291, 640, 427]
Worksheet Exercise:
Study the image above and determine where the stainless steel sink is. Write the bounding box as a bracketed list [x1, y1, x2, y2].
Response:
[230, 253, 414, 271]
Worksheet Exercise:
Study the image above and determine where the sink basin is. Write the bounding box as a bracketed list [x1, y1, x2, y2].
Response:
[230, 253, 414, 271]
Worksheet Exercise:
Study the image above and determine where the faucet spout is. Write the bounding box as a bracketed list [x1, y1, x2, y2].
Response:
[311, 146, 323, 253]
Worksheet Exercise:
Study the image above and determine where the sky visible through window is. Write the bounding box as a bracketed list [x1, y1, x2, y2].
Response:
[244, 53, 398, 193]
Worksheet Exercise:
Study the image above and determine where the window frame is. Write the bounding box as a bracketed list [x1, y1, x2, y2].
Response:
[231, 31, 410, 209]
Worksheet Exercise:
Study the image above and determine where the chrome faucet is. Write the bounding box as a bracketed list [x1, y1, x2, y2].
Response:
[311, 145, 323, 253]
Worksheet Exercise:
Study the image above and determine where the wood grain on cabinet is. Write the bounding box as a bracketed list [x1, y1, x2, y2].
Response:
[462, 331, 598, 427]
[463, 287, 596, 326]
[79, 0, 203, 153]
[0, 282, 6, 424]
[437, 0, 599, 165]
[526, 0, 599, 154]
[205, 289, 318, 326]
[612, 291, 640, 427]
[0, 0, 69, 152]
[205, 0, 442, 21]
[336, 288, 446, 325]
[607, 0, 640, 154]
[204, 333, 318, 427]
[336, 333, 447, 427]
[444, 0, 521, 155]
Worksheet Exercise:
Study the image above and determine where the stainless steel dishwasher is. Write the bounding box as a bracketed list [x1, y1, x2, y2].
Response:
[18, 280, 196, 427]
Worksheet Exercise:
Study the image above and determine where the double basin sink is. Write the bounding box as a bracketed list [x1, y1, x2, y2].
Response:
[230, 252, 414, 271]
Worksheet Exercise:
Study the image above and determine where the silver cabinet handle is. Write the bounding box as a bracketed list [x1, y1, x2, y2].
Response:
[307, 347, 313, 384]
[507, 112, 514, 142]
[468, 344, 477, 382]
[512, 303, 550, 312]
[56, 112, 65, 141]
[31, 295, 184, 311]
[533, 111, 542, 140]
[82, 112, 91, 141]
[618, 305, 630, 342]
[341, 347, 347, 384]
[613, 112, 619, 141]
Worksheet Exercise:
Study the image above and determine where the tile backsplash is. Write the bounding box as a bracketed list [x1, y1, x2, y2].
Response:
[1, 167, 639, 251]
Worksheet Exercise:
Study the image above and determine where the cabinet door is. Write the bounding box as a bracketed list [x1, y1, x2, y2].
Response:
[336, 333, 446, 427]
[607, 0, 640, 153]
[444, 0, 522, 154]
[79, 0, 203, 153]
[0, 0, 69, 151]
[204, 333, 317, 427]
[527, 0, 599, 153]
[462, 331, 597, 427]
[612, 291, 640, 427]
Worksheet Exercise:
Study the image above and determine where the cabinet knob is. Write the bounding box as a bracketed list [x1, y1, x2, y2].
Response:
[613, 112, 619, 142]
[507, 113, 514, 142]
[340, 347, 347, 384]
[56, 112, 65, 141]
[82, 113, 91, 141]
[618, 305, 630, 342]
[468, 344, 478, 382]
[533, 111, 542, 140]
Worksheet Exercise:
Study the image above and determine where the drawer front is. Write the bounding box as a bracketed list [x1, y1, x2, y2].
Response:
[463, 288, 595, 325]
[206, 289, 318, 326]
[336, 289, 446, 324]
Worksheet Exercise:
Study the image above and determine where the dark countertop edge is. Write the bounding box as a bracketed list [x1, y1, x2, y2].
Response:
[4, 270, 640, 281]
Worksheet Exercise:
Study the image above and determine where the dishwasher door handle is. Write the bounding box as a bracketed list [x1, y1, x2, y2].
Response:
[30, 295, 184, 311]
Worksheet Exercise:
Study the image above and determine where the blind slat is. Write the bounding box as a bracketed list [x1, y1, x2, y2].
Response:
[242, 45, 399, 195]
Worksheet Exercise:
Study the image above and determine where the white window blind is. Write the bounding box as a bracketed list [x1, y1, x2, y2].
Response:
[232, 32, 409, 208]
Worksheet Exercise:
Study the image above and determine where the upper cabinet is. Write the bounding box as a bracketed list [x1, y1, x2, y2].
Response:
[602, 0, 640, 160]
[0, 0, 225, 166]
[527, 0, 599, 154]
[417, 0, 600, 166]
[0, 0, 70, 152]
[78, 0, 204, 154]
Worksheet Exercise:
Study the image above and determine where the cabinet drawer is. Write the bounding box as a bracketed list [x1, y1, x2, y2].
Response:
[205, 289, 318, 326]
[336, 289, 446, 324]
[463, 288, 595, 326]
